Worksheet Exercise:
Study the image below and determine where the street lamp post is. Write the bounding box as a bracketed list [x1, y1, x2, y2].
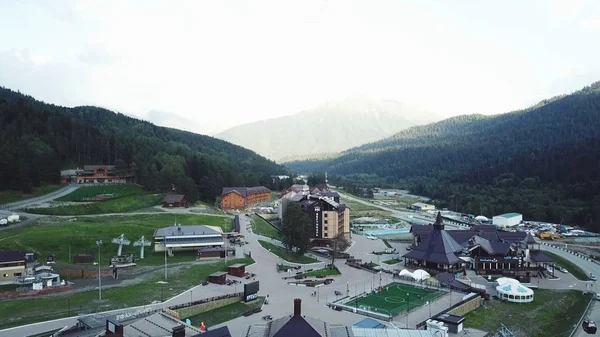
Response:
[190, 290, 193, 304]
[96, 240, 102, 300]
[406, 293, 410, 328]
[347, 282, 349, 296]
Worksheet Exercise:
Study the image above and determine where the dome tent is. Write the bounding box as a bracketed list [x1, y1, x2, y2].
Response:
[398, 269, 431, 282]
[475, 215, 489, 222]
[495, 277, 534, 303]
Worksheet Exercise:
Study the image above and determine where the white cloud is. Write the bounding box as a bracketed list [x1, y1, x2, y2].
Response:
[0, 1, 599, 134]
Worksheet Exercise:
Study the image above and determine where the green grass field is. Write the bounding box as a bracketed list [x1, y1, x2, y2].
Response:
[0, 214, 232, 266]
[188, 296, 265, 327]
[57, 185, 146, 201]
[464, 289, 592, 337]
[299, 266, 341, 277]
[25, 194, 163, 215]
[251, 215, 281, 239]
[341, 198, 380, 212]
[0, 184, 65, 204]
[545, 251, 588, 280]
[0, 257, 254, 330]
[346, 282, 445, 316]
[258, 240, 318, 264]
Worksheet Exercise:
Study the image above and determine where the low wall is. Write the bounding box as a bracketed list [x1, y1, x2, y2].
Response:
[177, 296, 243, 319]
[59, 267, 113, 279]
[448, 296, 481, 316]
[0, 284, 72, 299]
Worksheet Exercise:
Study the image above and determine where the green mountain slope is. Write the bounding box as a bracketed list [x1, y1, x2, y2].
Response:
[0, 87, 287, 203]
[285, 82, 600, 229]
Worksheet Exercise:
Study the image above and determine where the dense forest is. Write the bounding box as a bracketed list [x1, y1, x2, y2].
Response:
[0, 87, 289, 203]
[287, 82, 600, 230]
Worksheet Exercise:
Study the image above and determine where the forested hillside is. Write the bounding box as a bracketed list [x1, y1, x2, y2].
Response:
[0, 87, 288, 203]
[286, 82, 600, 230]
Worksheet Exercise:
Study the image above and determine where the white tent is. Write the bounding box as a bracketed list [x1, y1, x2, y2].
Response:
[495, 277, 534, 303]
[475, 215, 489, 222]
[398, 269, 431, 282]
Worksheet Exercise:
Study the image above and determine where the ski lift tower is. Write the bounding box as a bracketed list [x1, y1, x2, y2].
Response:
[134, 236, 152, 259]
[111, 234, 131, 256]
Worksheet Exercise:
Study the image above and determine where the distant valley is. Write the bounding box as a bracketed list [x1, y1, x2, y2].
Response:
[216, 97, 439, 162]
[286, 82, 600, 231]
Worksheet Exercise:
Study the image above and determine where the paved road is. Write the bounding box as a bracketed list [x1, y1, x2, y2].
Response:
[0, 185, 79, 211]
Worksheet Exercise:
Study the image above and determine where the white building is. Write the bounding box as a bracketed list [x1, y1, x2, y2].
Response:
[411, 202, 436, 211]
[492, 213, 523, 228]
[153, 224, 224, 252]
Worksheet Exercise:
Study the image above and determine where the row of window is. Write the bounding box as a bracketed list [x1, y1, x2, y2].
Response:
[2, 272, 21, 277]
[499, 293, 533, 300]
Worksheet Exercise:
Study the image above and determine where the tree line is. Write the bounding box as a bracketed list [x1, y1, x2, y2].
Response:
[286, 82, 600, 230]
[0, 87, 289, 204]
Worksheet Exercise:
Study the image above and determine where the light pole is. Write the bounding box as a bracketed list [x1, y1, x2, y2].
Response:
[406, 293, 410, 328]
[190, 290, 193, 304]
[164, 236, 168, 280]
[96, 240, 102, 300]
[346, 282, 349, 296]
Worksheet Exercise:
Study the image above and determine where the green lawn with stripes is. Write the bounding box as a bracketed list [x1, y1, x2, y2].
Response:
[346, 282, 445, 316]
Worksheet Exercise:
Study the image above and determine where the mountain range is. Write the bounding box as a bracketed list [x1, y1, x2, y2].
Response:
[285, 82, 600, 230]
[216, 97, 439, 162]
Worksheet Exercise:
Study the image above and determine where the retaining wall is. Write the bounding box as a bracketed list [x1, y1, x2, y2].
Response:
[448, 296, 481, 316]
[177, 296, 243, 319]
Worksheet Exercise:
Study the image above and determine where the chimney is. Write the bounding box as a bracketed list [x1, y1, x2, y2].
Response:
[293, 298, 302, 316]
[172, 325, 185, 337]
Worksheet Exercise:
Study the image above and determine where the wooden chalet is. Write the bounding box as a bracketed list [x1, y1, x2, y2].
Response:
[221, 186, 271, 210]
[162, 194, 188, 208]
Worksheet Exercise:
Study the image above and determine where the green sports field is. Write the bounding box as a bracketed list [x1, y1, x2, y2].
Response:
[346, 282, 445, 316]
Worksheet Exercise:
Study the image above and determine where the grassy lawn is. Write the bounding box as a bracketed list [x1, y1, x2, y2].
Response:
[382, 258, 402, 265]
[346, 282, 445, 316]
[0, 214, 232, 266]
[341, 198, 380, 212]
[299, 266, 341, 277]
[464, 289, 592, 337]
[257, 240, 318, 264]
[0, 184, 65, 204]
[57, 185, 145, 202]
[277, 264, 296, 272]
[0, 284, 19, 292]
[545, 251, 588, 280]
[0, 257, 254, 330]
[24, 194, 163, 215]
[188, 296, 265, 327]
[251, 215, 281, 239]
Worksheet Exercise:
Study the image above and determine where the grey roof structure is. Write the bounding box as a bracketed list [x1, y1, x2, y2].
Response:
[529, 250, 554, 263]
[163, 194, 186, 203]
[221, 186, 271, 197]
[352, 328, 434, 337]
[522, 232, 537, 244]
[268, 315, 325, 337]
[470, 236, 511, 255]
[403, 213, 463, 265]
[496, 212, 522, 219]
[154, 225, 222, 238]
[0, 251, 25, 263]
[122, 312, 203, 337]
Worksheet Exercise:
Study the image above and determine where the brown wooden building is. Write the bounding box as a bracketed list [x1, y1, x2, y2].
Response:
[227, 263, 246, 277]
[209, 271, 227, 285]
[162, 194, 188, 208]
[221, 186, 271, 210]
[76, 165, 131, 184]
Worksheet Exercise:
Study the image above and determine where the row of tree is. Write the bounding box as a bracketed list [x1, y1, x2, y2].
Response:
[0, 87, 289, 203]
[286, 82, 600, 230]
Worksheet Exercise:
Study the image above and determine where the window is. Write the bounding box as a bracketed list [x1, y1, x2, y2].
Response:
[324, 227, 328, 231]
[324, 233, 328, 237]
[324, 214, 328, 218]
[324, 220, 328, 224]
[14, 272, 22, 277]
[2, 274, 7, 277]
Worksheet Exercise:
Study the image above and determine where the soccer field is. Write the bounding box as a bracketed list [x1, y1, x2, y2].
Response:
[346, 282, 445, 316]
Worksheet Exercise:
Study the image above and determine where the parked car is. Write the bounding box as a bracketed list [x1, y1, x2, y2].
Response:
[590, 273, 597, 281]
[583, 318, 597, 334]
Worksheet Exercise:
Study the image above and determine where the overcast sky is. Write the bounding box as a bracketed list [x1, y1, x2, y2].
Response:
[1, 0, 599, 135]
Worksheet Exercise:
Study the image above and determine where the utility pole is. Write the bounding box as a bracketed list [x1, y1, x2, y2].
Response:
[164, 236, 168, 280]
[96, 240, 103, 300]
[406, 293, 410, 328]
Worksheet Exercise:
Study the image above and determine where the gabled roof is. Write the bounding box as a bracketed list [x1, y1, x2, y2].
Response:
[222, 186, 271, 197]
[82, 165, 115, 171]
[269, 315, 325, 337]
[469, 236, 511, 255]
[0, 251, 25, 263]
[522, 232, 537, 244]
[529, 250, 554, 262]
[403, 231, 463, 265]
[162, 194, 186, 203]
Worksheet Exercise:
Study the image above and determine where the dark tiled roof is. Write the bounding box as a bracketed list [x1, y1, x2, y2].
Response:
[234, 215, 241, 232]
[83, 165, 115, 171]
[221, 186, 271, 197]
[403, 229, 463, 265]
[269, 315, 324, 337]
[0, 251, 25, 263]
[496, 231, 527, 244]
[522, 232, 537, 244]
[192, 326, 232, 337]
[529, 250, 554, 262]
[162, 194, 186, 203]
[470, 236, 511, 255]
[435, 313, 466, 325]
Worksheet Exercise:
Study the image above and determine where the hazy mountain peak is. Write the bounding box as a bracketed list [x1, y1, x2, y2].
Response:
[215, 96, 440, 162]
